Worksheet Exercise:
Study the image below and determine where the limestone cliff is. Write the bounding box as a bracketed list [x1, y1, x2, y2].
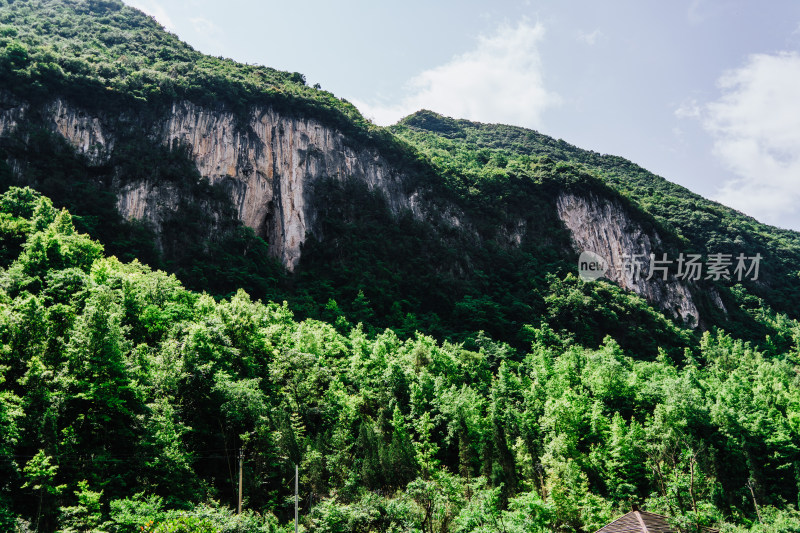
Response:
[556, 191, 700, 325]
[0, 92, 703, 326]
[153, 101, 431, 269]
[0, 95, 431, 270]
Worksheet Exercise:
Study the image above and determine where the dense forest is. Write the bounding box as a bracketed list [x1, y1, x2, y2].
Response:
[0, 0, 799, 532]
[1, 188, 800, 532]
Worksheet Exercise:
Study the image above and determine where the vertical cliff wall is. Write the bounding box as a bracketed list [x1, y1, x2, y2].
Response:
[151, 102, 425, 269]
[0, 91, 705, 326]
[1, 95, 428, 270]
[556, 191, 700, 325]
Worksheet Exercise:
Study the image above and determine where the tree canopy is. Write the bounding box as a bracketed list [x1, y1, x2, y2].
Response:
[1, 187, 799, 532]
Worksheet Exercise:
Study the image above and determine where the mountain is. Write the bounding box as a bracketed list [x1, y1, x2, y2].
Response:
[0, 1, 799, 532]
[2, 0, 798, 356]
[392, 110, 800, 317]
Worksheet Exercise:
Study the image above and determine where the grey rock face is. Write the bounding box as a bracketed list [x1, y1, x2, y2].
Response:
[556, 191, 699, 326]
[0, 93, 703, 327]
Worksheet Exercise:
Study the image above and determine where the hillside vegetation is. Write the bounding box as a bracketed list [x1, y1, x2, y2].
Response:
[0, 0, 384, 143]
[0, 0, 712, 357]
[393, 111, 800, 318]
[1, 0, 797, 357]
[1, 187, 800, 532]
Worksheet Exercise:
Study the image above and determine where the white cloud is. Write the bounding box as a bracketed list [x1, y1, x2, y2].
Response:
[689, 52, 800, 228]
[353, 21, 560, 128]
[190, 16, 220, 36]
[577, 29, 603, 46]
[674, 98, 701, 119]
[124, 0, 176, 31]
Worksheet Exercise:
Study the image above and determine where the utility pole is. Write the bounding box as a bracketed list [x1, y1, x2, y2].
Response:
[747, 478, 762, 523]
[294, 463, 299, 533]
[238, 449, 244, 514]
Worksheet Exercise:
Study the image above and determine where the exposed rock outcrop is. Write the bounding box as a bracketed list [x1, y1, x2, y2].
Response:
[556, 191, 699, 326]
[49, 99, 113, 164]
[153, 101, 423, 269]
[0, 92, 703, 327]
[0, 96, 431, 270]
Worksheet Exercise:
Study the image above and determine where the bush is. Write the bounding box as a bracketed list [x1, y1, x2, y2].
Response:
[151, 515, 219, 533]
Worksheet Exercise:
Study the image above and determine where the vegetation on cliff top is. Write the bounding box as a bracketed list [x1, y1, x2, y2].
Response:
[0, 0, 423, 167]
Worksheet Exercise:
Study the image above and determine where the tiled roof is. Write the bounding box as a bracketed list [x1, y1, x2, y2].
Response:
[594, 510, 719, 533]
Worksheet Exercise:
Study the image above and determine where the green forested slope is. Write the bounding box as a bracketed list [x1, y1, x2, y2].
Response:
[0, 0, 712, 357]
[1, 186, 800, 532]
[0, 98, 702, 357]
[392, 110, 800, 317]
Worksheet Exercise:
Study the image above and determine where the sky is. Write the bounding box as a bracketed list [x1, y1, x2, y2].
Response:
[124, 0, 800, 231]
